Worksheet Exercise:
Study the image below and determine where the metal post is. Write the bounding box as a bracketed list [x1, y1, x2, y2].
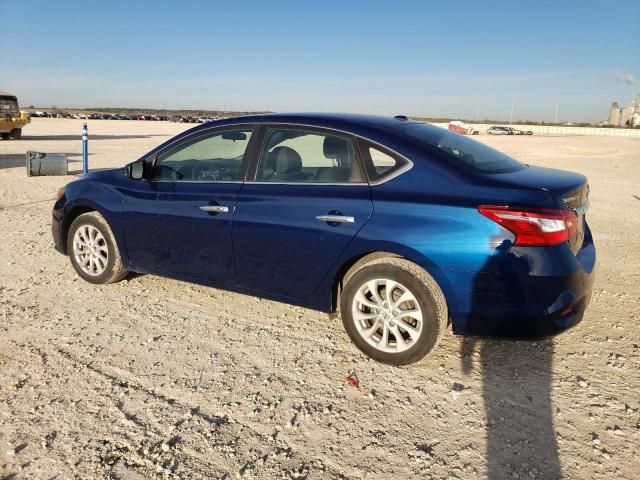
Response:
[555, 104, 559, 123]
[510, 101, 514, 125]
[82, 123, 88, 175]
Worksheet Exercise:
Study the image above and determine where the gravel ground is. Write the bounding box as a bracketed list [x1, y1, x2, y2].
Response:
[1, 119, 639, 479]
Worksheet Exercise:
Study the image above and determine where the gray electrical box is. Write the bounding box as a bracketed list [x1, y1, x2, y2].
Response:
[26, 151, 68, 176]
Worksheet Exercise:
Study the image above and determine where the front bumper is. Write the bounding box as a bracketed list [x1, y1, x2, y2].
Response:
[52, 201, 66, 254]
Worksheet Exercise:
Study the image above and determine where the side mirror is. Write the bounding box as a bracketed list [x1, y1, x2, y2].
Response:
[129, 160, 144, 179]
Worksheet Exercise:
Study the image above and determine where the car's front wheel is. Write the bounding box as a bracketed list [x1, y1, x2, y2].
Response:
[340, 258, 448, 366]
[67, 211, 129, 284]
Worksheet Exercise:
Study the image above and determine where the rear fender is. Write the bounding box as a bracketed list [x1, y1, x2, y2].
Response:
[313, 241, 460, 318]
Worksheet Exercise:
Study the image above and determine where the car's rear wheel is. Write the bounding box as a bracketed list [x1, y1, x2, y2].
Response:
[0, 133, 9, 140]
[9, 128, 21, 140]
[340, 258, 447, 366]
[67, 212, 129, 284]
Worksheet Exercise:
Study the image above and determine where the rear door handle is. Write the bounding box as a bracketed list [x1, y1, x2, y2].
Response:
[200, 205, 229, 213]
[316, 215, 355, 224]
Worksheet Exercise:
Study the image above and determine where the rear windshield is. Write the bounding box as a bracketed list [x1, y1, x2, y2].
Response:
[401, 123, 526, 173]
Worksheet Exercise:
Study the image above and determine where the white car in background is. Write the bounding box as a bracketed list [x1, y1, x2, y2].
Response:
[488, 126, 534, 135]
[487, 126, 511, 135]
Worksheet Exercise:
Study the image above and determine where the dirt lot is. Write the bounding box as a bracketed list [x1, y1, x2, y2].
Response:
[1, 119, 639, 479]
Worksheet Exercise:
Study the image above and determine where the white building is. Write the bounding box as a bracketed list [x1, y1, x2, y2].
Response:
[607, 94, 640, 127]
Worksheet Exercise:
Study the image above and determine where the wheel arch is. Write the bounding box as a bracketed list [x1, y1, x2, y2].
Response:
[61, 200, 115, 255]
[330, 249, 456, 316]
[61, 206, 96, 254]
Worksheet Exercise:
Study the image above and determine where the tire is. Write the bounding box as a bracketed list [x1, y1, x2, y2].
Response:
[67, 212, 129, 284]
[0, 133, 9, 140]
[9, 128, 21, 140]
[340, 258, 448, 366]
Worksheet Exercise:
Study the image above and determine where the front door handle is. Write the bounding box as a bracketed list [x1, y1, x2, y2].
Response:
[200, 205, 229, 213]
[316, 214, 355, 224]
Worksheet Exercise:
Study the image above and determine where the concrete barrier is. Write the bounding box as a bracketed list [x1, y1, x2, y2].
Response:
[430, 123, 640, 137]
[26, 151, 68, 176]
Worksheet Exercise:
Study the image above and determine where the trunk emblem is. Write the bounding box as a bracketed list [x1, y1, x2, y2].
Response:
[562, 195, 579, 204]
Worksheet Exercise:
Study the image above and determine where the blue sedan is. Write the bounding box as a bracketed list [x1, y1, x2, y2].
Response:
[52, 113, 595, 365]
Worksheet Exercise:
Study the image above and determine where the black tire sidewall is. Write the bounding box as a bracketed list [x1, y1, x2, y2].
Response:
[67, 214, 118, 284]
[340, 264, 441, 366]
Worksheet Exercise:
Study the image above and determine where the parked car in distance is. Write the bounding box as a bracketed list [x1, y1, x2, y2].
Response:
[487, 126, 511, 135]
[488, 126, 534, 136]
[52, 113, 595, 365]
[448, 120, 478, 135]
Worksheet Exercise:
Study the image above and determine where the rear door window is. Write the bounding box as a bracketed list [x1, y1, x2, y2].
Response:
[255, 128, 364, 183]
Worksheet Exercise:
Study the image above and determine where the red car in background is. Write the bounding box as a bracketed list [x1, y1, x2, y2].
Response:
[448, 120, 478, 135]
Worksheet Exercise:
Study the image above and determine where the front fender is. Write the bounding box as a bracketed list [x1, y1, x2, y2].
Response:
[59, 179, 125, 259]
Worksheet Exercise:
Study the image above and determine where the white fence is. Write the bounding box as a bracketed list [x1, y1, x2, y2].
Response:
[430, 123, 640, 137]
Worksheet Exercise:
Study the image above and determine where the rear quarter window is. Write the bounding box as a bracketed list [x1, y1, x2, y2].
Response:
[358, 140, 408, 183]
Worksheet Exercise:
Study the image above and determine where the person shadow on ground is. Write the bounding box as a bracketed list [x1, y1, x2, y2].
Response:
[461, 337, 560, 479]
[460, 241, 562, 479]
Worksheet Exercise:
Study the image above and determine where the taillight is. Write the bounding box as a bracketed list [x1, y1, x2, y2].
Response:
[478, 205, 578, 246]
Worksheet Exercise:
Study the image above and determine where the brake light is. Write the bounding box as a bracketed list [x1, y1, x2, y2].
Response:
[478, 205, 578, 246]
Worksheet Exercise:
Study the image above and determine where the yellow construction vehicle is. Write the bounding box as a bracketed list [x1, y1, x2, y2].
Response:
[0, 91, 30, 140]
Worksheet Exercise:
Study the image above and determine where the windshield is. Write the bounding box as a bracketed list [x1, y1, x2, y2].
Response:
[401, 123, 526, 173]
[0, 95, 19, 117]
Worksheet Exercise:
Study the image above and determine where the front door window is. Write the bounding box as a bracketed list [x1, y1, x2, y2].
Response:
[151, 129, 253, 182]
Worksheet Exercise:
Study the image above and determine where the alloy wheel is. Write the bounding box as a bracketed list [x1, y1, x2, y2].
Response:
[73, 224, 108, 276]
[351, 278, 423, 353]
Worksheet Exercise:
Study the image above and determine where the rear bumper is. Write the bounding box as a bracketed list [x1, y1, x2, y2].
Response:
[456, 267, 594, 339]
[450, 228, 596, 339]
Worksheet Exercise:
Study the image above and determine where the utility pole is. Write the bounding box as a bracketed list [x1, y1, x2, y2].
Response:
[510, 100, 514, 125]
[555, 103, 559, 123]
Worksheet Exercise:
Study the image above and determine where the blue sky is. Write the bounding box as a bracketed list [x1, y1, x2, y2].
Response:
[1, 0, 638, 122]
